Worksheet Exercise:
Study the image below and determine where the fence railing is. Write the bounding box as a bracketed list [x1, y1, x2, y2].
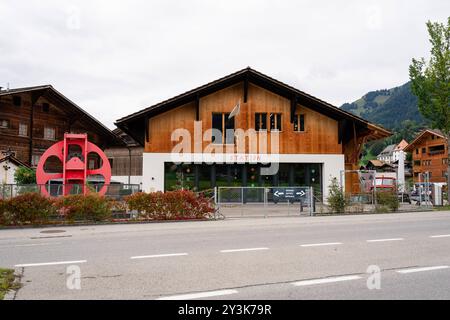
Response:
[0, 184, 141, 200]
[216, 186, 315, 217]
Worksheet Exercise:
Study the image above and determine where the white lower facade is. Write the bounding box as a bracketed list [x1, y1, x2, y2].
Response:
[142, 153, 345, 200]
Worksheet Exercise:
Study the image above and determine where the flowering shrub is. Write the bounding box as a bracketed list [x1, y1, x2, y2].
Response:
[0, 199, 6, 225]
[125, 190, 214, 220]
[3, 193, 56, 225]
[55, 194, 112, 222]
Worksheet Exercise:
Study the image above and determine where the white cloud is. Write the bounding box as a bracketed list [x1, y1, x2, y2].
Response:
[0, 0, 448, 128]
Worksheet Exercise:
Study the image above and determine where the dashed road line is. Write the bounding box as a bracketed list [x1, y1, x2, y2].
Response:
[157, 289, 238, 300]
[430, 234, 450, 238]
[15, 260, 87, 267]
[300, 242, 342, 247]
[366, 238, 404, 243]
[220, 247, 269, 253]
[292, 275, 361, 286]
[396, 266, 449, 274]
[130, 253, 188, 259]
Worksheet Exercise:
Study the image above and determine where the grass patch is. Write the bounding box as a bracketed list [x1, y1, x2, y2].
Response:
[434, 205, 450, 211]
[0, 268, 20, 300]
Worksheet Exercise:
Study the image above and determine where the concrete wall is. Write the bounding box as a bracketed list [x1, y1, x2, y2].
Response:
[142, 152, 345, 200]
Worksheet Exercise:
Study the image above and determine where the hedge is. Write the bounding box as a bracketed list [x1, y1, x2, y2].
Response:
[0, 190, 214, 226]
[124, 190, 215, 220]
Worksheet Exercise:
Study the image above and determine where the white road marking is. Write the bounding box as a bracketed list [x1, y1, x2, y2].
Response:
[366, 238, 404, 243]
[300, 242, 342, 247]
[292, 275, 361, 286]
[157, 289, 238, 300]
[220, 247, 269, 253]
[430, 234, 450, 238]
[130, 253, 188, 259]
[397, 266, 449, 274]
[15, 260, 87, 267]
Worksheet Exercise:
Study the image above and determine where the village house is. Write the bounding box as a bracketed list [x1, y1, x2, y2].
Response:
[405, 129, 448, 184]
[115, 67, 391, 199]
[0, 85, 123, 177]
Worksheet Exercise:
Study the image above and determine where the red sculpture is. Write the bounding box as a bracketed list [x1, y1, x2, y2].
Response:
[36, 133, 111, 196]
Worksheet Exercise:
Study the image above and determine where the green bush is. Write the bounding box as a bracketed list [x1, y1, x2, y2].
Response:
[376, 191, 399, 212]
[4, 193, 56, 225]
[13, 166, 36, 184]
[55, 194, 112, 222]
[124, 190, 214, 220]
[327, 177, 348, 213]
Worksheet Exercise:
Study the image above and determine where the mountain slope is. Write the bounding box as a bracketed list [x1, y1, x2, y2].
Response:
[340, 82, 425, 130]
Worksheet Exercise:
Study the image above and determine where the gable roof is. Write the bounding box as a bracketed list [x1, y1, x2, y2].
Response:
[0, 154, 30, 168]
[115, 67, 391, 145]
[378, 144, 396, 156]
[0, 85, 123, 146]
[404, 129, 447, 152]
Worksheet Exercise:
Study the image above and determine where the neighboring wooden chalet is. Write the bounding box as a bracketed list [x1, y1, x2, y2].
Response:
[116, 67, 391, 197]
[0, 85, 122, 172]
[405, 129, 448, 183]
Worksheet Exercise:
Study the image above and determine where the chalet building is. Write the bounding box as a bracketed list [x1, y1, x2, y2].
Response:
[377, 139, 408, 164]
[105, 128, 143, 185]
[115, 68, 390, 198]
[405, 129, 448, 184]
[0, 85, 122, 174]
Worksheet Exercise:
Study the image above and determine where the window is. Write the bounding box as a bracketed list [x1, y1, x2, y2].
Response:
[255, 113, 267, 131]
[31, 154, 41, 167]
[422, 148, 426, 154]
[0, 119, 9, 128]
[443, 158, 448, 165]
[18, 123, 28, 136]
[44, 127, 56, 140]
[42, 103, 50, 113]
[293, 114, 305, 132]
[13, 96, 21, 107]
[269, 113, 282, 131]
[413, 160, 421, 166]
[416, 149, 419, 155]
[443, 171, 447, 178]
[211, 113, 234, 144]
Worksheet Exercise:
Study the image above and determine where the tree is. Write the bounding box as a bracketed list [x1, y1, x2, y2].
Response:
[409, 17, 450, 189]
[14, 166, 36, 184]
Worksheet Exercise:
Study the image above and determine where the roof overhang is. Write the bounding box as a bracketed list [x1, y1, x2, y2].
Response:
[115, 67, 391, 146]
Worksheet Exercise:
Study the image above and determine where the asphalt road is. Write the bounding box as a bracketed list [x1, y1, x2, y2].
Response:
[1, 211, 450, 299]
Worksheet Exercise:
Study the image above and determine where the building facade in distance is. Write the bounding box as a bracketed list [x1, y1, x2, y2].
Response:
[405, 129, 448, 184]
[377, 139, 408, 164]
[0, 85, 121, 175]
[116, 68, 391, 198]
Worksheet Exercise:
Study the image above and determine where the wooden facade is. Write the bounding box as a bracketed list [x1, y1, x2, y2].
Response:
[146, 83, 343, 155]
[105, 128, 143, 178]
[0, 86, 121, 172]
[116, 67, 391, 193]
[405, 130, 449, 183]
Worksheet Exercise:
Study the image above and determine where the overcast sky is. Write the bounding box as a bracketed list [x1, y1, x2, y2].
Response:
[0, 0, 448, 128]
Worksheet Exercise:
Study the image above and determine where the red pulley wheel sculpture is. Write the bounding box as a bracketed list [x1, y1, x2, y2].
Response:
[36, 133, 111, 196]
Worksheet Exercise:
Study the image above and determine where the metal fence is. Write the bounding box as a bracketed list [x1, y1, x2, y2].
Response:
[216, 186, 315, 218]
[0, 184, 141, 200]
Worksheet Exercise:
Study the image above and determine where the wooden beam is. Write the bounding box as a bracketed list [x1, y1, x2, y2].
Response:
[243, 76, 248, 103]
[195, 94, 200, 121]
[290, 96, 297, 123]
